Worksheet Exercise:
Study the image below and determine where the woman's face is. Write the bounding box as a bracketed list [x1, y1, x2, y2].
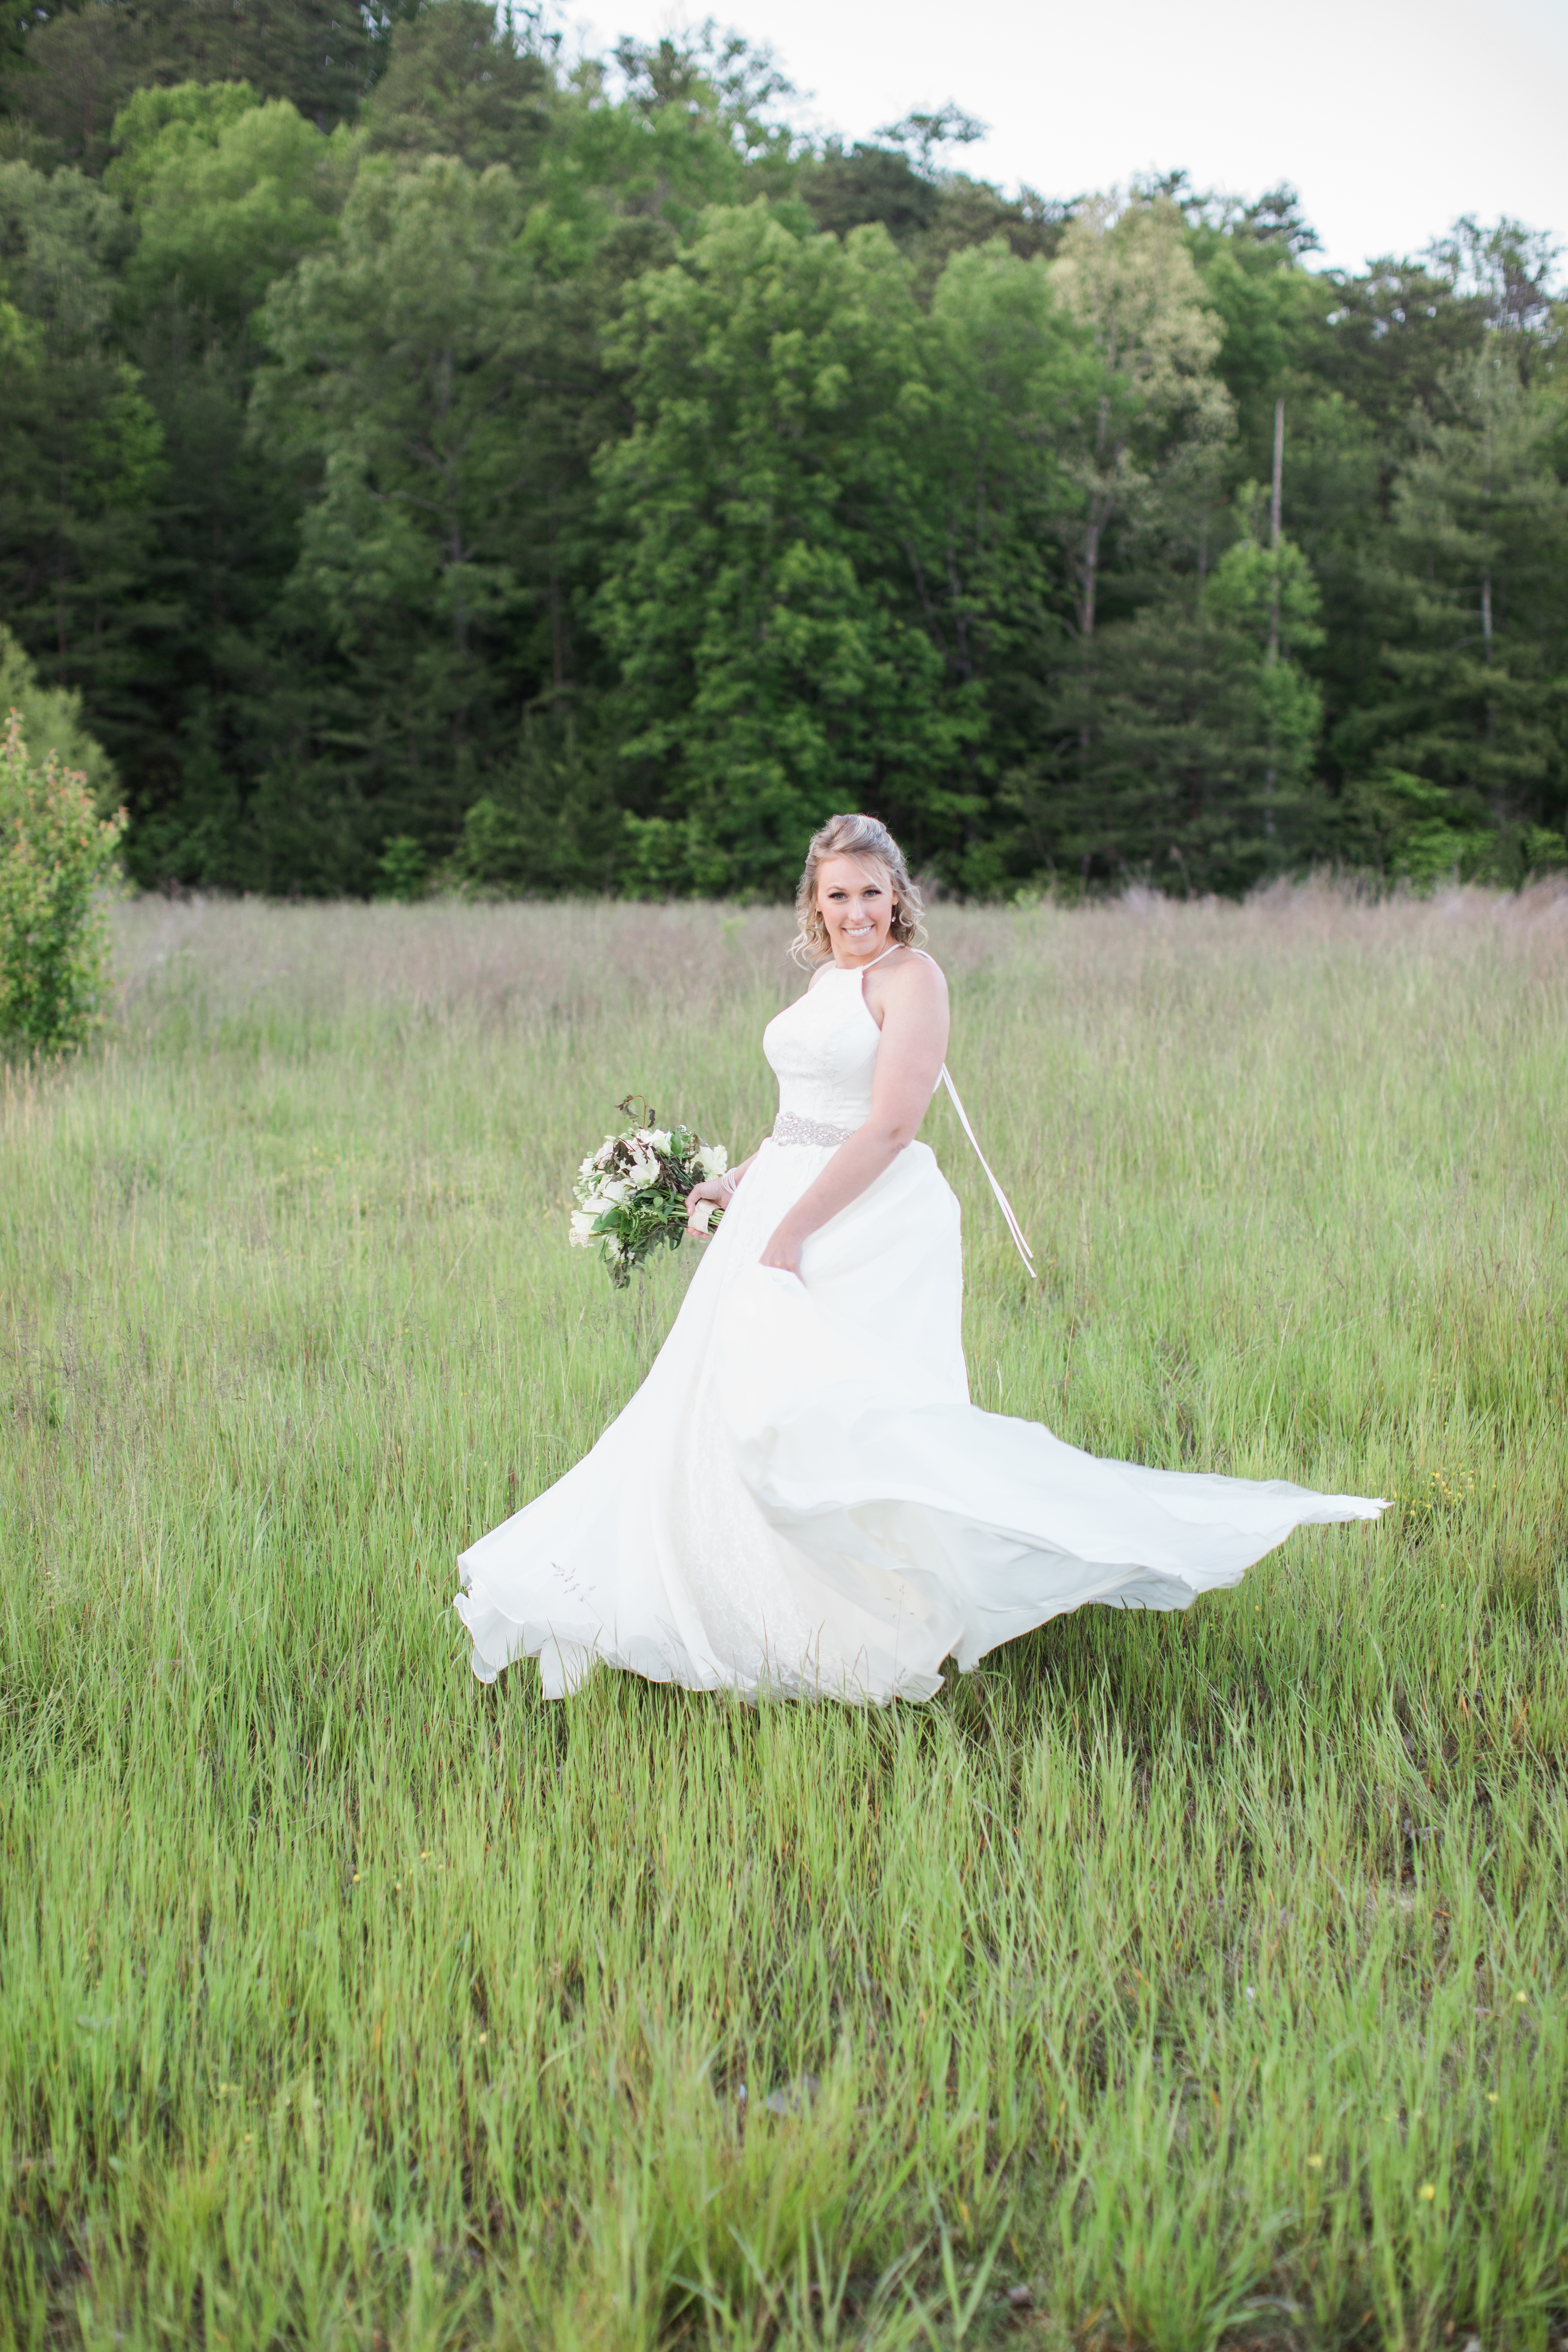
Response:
[815, 855, 897, 963]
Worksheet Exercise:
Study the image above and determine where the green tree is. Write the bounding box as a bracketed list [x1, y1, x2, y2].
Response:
[1271, 238, 1496, 805]
[102, 79, 354, 882]
[1010, 524, 1324, 895]
[2, 0, 375, 174]
[250, 150, 577, 884]
[595, 203, 974, 895]
[0, 162, 164, 761]
[894, 239, 1091, 886]
[798, 106, 1064, 288]
[1339, 346, 1568, 855]
[1047, 194, 1233, 641]
[359, 0, 553, 173]
[108, 80, 354, 319]
[0, 623, 117, 802]
[0, 706, 126, 1054]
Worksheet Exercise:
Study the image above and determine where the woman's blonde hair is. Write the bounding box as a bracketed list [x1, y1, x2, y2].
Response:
[790, 812, 928, 967]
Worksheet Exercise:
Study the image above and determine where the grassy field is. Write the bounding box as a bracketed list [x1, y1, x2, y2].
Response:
[3, 886, 1567, 2352]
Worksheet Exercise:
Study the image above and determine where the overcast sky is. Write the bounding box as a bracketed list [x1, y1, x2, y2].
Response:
[572, 0, 1568, 277]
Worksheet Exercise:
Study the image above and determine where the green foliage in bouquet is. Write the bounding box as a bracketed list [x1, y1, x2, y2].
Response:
[571, 1097, 728, 1289]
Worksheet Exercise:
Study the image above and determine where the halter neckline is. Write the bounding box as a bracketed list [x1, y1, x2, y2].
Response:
[833, 941, 902, 974]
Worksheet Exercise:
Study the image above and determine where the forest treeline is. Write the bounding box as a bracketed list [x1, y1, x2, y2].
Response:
[1, 0, 1564, 899]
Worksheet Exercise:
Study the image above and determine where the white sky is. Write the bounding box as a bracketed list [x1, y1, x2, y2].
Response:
[572, 0, 1568, 276]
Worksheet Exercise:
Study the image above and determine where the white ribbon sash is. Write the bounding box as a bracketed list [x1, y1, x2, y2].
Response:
[938, 1063, 1035, 1279]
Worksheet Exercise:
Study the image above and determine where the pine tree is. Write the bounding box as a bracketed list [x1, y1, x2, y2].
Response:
[1338, 346, 1568, 861]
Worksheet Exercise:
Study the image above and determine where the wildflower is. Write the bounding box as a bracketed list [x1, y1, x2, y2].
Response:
[1307, 2154, 1323, 2169]
[1419, 2183, 1436, 2202]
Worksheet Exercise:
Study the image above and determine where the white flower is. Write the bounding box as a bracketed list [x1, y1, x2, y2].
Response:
[645, 1128, 672, 1152]
[626, 1149, 661, 1188]
[597, 1177, 630, 1206]
[593, 1138, 617, 1169]
[696, 1143, 729, 1178]
[568, 1209, 598, 1248]
[578, 1154, 598, 1178]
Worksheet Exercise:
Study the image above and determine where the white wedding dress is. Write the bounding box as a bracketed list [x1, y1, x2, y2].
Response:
[455, 954, 1385, 1701]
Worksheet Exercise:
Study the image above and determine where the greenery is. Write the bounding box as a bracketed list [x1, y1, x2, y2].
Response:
[0, 3, 1563, 899]
[0, 626, 119, 805]
[571, 1106, 727, 1289]
[0, 706, 125, 1053]
[3, 891, 1566, 2347]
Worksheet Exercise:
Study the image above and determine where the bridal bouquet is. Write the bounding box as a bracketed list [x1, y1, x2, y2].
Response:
[570, 1098, 729, 1289]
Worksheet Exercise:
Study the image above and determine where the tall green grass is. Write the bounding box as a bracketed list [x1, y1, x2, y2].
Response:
[3, 886, 1566, 2352]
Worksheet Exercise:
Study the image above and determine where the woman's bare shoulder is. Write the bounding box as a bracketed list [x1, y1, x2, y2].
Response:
[866, 947, 947, 1017]
[888, 947, 947, 992]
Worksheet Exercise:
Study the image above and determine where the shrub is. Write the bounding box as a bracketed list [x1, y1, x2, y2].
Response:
[0, 710, 127, 1055]
[0, 627, 119, 808]
[375, 835, 428, 902]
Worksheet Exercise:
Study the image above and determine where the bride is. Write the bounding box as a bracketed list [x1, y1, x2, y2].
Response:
[455, 812, 1384, 1702]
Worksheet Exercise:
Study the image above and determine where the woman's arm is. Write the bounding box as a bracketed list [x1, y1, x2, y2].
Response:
[759, 957, 949, 1276]
[684, 1149, 760, 1236]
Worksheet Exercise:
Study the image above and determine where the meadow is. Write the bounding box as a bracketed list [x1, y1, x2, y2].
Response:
[2, 885, 1566, 2352]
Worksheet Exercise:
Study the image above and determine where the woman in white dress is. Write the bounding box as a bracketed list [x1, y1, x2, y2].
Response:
[455, 813, 1384, 1702]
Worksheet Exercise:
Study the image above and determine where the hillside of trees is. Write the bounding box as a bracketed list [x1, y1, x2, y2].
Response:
[1, 0, 1564, 899]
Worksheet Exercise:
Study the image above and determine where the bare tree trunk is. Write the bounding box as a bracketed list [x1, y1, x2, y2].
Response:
[1264, 396, 1283, 840]
[1268, 396, 1283, 660]
[1482, 413, 1496, 769]
[549, 485, 564, 691]
[1080, 512, 1101, 640]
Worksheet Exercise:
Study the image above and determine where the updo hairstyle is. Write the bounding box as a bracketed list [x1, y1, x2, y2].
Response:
[790, 812, 928, 967]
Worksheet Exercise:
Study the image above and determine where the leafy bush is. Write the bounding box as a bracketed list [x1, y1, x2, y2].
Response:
[0, 710, 127, 1054]
[1334, 768, 1568, 889]
[0, 628, 120, 807]
[375, 836, 429, 901]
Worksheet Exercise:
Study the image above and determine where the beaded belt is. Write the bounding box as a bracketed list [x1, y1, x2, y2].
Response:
[772, 1110, 851, 1147]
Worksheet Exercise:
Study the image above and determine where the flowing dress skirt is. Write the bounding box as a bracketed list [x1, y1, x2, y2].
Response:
[455, 1135, 1384, 1701]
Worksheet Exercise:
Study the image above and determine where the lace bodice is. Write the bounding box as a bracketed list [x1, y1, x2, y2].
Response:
[763, 968, 878, 1140]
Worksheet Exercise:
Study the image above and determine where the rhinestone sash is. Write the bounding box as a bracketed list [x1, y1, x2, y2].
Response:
[772, 1110, 851, 1147]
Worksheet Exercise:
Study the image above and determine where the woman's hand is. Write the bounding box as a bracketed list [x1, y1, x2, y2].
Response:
[758, 1220, 804, 1278]
[684, 1177, 729, 1239]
